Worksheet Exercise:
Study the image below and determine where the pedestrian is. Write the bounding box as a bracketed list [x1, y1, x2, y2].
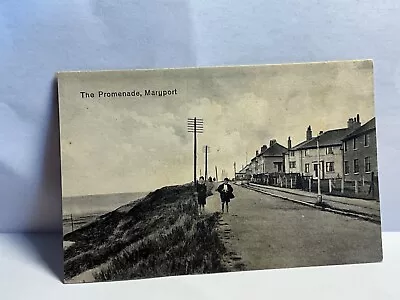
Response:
[217, 178, 234, 213]
[196, 176, 207, 213]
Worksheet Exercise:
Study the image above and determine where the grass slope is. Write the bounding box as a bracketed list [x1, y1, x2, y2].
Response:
[63, 183, 227, 282]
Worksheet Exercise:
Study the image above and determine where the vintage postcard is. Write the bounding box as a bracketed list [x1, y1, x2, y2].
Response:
[58, 60, 383, 284]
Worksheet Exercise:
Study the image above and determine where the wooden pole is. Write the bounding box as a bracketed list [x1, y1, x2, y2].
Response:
[193, 117, 197, 188]
[70, 214, 74, 232]
[355, 180, 358, 194]
[317, 137, 322, 203]
[205, 145, 208, 180]
[341, 177, 344, 194]
[370, 172, 375, 198]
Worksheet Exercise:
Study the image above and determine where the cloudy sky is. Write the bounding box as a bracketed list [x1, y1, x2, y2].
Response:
[58, 60, 375, 196]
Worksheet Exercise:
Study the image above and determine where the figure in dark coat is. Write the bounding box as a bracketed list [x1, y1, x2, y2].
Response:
[217, 178, 234, 213]
[196, 176, 207, 213]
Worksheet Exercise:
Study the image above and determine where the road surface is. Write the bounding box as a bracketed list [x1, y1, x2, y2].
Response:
[206, 183, 383, 271]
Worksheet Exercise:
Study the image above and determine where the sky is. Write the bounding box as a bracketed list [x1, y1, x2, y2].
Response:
[58, 60, 375, 196]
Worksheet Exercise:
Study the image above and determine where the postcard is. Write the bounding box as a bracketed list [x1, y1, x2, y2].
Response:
[58, 60, 382, 284]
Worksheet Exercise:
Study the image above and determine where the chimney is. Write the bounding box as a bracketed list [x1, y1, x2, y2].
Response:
[288, 136, 292, 149]
[348, 115, 361, 130]
[306, 126, 312, 141]
[256, 150, 259, 156]
[261, 144, 268, 153]
[347, 118, 354, 128]
[319, 130, 323, 135]
[269, 139, 276, 147]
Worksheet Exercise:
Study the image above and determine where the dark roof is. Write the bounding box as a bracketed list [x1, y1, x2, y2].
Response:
[258, 142, 287, 157]
[290, 139, 311, 151]
[342, 118, 375, 141]
[291, 128, 352, 150]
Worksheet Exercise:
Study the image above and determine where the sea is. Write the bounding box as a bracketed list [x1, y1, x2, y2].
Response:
[62, 192, 149, 235]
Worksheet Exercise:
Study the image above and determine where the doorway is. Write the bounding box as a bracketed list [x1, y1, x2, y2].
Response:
[312, 161, 324, 179]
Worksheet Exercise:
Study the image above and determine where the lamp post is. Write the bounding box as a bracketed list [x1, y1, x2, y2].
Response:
[316, 136, 323, 204]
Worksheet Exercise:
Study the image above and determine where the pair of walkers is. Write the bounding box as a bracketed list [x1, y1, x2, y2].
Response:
[196, 177, 234, 214]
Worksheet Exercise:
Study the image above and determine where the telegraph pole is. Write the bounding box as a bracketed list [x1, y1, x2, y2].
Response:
[215, 166, 218, 182]
[202, 145, 210, 180]
[316, 136, 323, 204]
[205, 148, 208, 179]
[188, 117, 203, 190]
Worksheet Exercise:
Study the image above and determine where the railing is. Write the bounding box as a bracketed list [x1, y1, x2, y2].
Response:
[63, 213, 100, 234]
[249, 172, 379, 200]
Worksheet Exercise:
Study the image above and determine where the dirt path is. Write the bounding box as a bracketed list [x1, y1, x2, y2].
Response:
[206, 183, 382, 272]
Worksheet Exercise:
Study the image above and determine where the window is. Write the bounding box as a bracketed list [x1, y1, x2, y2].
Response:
[344, 141, 348, 152]
[275, 163, 282, 172]
[365, 157, 371, 173]
[290, 151, 295, 157]
[354, 159, 359, 173]
[326, 147, 334, 155]
[289, 161, 296, 169]
[326, 162, 335, 172]
[344, 161, 350, 175]
[305, 163, 310, 173]
[364, 134, 370, 147]
[353, 138, 357, 150]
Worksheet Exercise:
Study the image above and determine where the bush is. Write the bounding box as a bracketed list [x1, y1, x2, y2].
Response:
[64, 184, 226, 281]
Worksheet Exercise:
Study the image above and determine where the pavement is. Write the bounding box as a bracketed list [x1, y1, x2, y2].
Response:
[205, 183, 383, 271]
[246, 183, 381, 220]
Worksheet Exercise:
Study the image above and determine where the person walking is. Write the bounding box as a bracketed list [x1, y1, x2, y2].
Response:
[217, 178, 234, 213]
[196, 176, 207, 214]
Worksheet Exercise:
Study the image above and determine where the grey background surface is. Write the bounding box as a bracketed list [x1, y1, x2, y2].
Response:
[0, 0, 399, 232]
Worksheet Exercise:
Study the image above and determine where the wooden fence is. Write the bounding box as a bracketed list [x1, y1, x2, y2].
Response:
[63, 213, 99, 234]
[250, 172, 379, 200]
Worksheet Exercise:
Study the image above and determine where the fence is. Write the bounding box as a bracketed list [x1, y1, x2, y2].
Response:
[250, 172, 379, 200]
[63, 213, 99, 234]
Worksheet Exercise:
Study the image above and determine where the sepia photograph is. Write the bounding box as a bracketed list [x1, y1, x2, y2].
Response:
[57, 60, 383, 284]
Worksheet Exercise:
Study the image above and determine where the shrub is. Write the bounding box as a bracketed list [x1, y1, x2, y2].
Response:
[64, 184, 226, 281]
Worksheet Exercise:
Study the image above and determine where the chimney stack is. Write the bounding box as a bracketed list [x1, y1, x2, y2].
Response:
[347, 118, 354, 128]
[319, 130, 323, 135]
[348, 114, 361, 130]
[288, 136, 292, 149]
[306, 126, 312, 141]
[256, 150, 259, 156]
[269, 139, 276, 147]
[261, 144, 268, 153]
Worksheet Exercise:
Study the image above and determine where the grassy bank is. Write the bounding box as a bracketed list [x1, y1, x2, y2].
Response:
[64, 183, 227, 282]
